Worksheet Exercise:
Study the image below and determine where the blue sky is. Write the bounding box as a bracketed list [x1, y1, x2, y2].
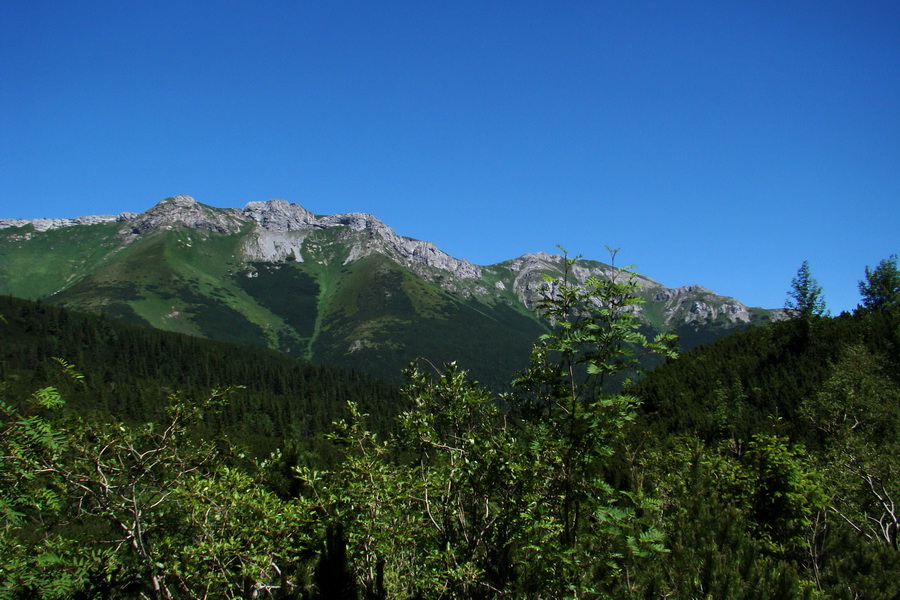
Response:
[2, 1, 898, 314]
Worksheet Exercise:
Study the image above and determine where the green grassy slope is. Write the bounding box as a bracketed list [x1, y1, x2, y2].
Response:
[310, 254, 547, 387]
[0, 222, 123, 299]
[47, 227, 309, 350]
[5, 223, 546, 386]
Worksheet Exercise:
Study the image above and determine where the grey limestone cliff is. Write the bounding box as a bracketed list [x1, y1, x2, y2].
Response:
[240, 198, 482, 280]
[652, 285, 754, 326]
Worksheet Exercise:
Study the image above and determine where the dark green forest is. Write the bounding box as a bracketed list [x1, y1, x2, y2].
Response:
[0, 295, 401, 456]
[2, 256, 899, 599]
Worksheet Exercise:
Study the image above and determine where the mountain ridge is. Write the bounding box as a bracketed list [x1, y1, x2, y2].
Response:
[0, 195, 784, 383]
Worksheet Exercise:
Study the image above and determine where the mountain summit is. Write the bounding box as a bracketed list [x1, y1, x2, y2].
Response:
[0, 196, 781, 383]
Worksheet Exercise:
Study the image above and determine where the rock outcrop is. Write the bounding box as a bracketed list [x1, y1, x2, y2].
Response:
[497, 254, 759, 328]
[123, 195, 245, 236]
[242, 199, 317, 231]
[240, 199, 482, 280]
[649, 285, 754, 325]
[0, 213, 134, 232]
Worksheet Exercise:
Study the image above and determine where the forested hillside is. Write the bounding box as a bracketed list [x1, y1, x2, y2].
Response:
[627, 307, 900, 598]
[0, 295, 401, 456]
[635, 308, 900, 439]
[2, 256, 898, 598]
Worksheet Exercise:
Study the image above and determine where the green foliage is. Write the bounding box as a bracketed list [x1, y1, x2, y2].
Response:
[0, 362, 99, 599]
[4, 249, 900, 598]
[520, 247, 678, 391]
[786, 260, 828, 318]
[802, 344, 900, 551]
[508, 248, 677, 594]
[632, 309, 900, 442]
[396, 361, 582, 598]
[294, 249, 677, 598]
[173, 463, 317, 597]
[0, 359, 78, 531]
[858, 253, 900, 312]
[507, 248, 676, 594]
[632, 305, 900, 599]
[813, 519, 900, 599]
[297, 401, 421, 597]
[740, 432, 826, 551]
[650, 443, 818, 599]
[1, 380, 317, 599]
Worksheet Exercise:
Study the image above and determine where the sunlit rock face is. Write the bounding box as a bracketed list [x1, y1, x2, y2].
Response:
[239, 198, 482, 280]
[654, 285, 754, 326]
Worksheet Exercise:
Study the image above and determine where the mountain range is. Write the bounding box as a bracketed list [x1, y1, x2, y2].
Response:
[0, 195, 783, 384]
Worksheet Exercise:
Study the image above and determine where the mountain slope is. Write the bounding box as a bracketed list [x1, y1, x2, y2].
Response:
[0, 195, 784, 383]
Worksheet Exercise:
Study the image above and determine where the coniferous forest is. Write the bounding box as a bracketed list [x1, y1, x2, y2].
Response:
[2, 255, 899, 599]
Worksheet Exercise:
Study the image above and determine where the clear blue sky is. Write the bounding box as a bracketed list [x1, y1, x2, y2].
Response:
[2, 1, 898, 314]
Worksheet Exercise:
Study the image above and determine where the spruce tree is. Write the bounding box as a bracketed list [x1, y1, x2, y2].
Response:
[786, 260, 828, 318]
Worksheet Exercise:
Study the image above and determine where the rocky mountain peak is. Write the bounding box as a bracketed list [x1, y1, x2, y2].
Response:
[163, 194, 199, 209]
[124, 195, 244, 236]
[242, 199, 317, 231]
